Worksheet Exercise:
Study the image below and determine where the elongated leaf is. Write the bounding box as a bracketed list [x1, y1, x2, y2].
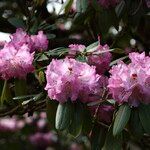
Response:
[76, 0, 88, 13]
[46, 98, 58, 129]
[38, 71, 45, 85]
[46, 34, 56, 39]
[115, 0, 126, 18]
[13, 95, 36, 100]
[91, 124, 107, 150]
[37, 54, 49, 61]
[0, 80, 4, 96]
[96, 8, 119, 36]
[0, 80, 7, 105]
[59, 0, 73, 14]
[138, 104, 150, 134]
[102, 127, 122, 150]
[55, 102, 73, 130]
[110, 56, 128, 66]
[129, 109, 144, 137]
[76, 55, 87, 62]
[112, 48, 124, 54]
[82, 107, 92, 135]
[86, 41, 99, 51]
[0, 80, 12, 105]
[69, 103, 84, 137]
[8, 17, 26, 29]
[113, 104, 131, 136]
[46, 48, 68, 57]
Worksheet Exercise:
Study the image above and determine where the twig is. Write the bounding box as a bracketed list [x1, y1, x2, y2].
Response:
[89, 89, 109, 137]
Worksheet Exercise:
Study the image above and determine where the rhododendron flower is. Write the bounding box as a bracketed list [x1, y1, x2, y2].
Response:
[89, 105, 114, 124]
[29, 132, 58, 149]
[45, 58, 101, 103]
[98, 0, 120, 8]
[10, 28, 34, 52]
[108, 52, 150, 107]
[31, 31, 49, 51]
[0, 118, 24, 132]
[87, 39, 112, 75]
[9, 28, 48, 52]
[145, 0, 150, 8]
[0, 44, 34, 79]
[68, 44, 86, 56]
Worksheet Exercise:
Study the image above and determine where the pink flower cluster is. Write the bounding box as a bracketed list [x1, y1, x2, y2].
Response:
[87, 40, 112, 75]
[98, 0, 120, 8]
[45, 58, 101, 103]
[0, 117, 24, 132]
[10, 28, 48, 52]
[31, 31, 49, 51]
[0, 29, 48, 79]
[68, 44, 86, 56]
[29, 132, 58, 149]
[0, 44, 34, 79]
[108, 52, 150, 107]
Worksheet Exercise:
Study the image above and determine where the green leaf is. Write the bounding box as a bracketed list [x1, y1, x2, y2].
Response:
[127, 0, 146, 29]
[0, 80, 12, 105]
[138, 104, 150, 134]
[29, 19, 39, 34]
[113, 33, 132, 49]
[91, 124, 107, 150]
[8, 17, 26, 29]
[115, 0, 126, 18]
[46, 34, 56, 39]
[76, 0, 88, 13]
[38, 71, 45, 85]
[110, 56, 128, 66]
[37, 54, 49, 61]
[113, 104, 131, 136]
[0, 80, 4, 96]
[13, 95, 36, 101]
[59, 0, 74, 14]
[129, 108, 144, 137]
[46, 48, 68, 57]
[82, 107, 92, 135]
[76, 55, 87, 62]
[14, 79, 27, 96]
[112, 48, 124, 54]
[55, 102, 73, 130]
[96, 8, 119, 36]
[102, 127, 122, 150]
[13, 93, 43, 101]
[46, 98, 58, 129]
[86, 41, 99, 52]
[69, 103, 84, 137]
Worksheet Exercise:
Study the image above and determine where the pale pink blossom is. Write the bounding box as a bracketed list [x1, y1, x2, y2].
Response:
[9, 28, 48, 52]
[68, 44, 86, 56]
[108, 52, 150, 107]
[145, 0, 150, 8]
[31, 31, 49, 51]
[0, 118, 24, 132]
[10, 28, 34, 52]
[45, 58, 100, 103]
[87, 40, 112, 75]
[29, 132, 58, 149]
[0, 44, 34, 79]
